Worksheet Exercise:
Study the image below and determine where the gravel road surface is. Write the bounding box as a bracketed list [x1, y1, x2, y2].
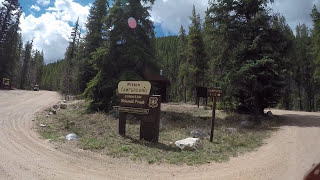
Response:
[0, 90, 319, 180]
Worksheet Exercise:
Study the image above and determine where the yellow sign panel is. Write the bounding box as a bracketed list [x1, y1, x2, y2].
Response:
[118, 81, 151, 95]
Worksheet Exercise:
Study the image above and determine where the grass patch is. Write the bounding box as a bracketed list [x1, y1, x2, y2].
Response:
[39, 131, 60, 141]
[36, 101, 280, 165]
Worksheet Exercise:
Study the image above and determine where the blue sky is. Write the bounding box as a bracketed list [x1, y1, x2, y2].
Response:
[16, 0, 320, 63]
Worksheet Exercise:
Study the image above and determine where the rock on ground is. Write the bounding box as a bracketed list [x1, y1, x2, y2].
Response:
[225, 128, 237, 134]
[190, 129, 209, 139]
[108, 110, 119, 119]
[60, 103, 67, 109]
[175, 138, 203, 151]
[66, 133, 78, 141]
[266, 111, 274, 118]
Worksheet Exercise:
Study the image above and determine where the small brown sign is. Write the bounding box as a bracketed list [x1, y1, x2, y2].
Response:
[207, 88, 223, 97]
[118, 81, 151, 95]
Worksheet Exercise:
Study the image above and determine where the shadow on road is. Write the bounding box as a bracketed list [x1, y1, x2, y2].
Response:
[278, 113, 320, 128]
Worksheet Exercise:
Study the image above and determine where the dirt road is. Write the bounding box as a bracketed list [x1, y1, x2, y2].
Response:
[0, 90, 320, 180]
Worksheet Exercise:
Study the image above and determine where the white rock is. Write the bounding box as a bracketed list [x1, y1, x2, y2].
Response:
[66, 133, 78, 141]
[39, 124, 46, 127]
[175, 138, 202, 151]
[49, 112, 53, 115]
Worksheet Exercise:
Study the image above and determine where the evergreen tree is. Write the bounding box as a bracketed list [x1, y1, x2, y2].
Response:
[311, 5, 320, 110]
[154, 36, 179, 100]
[62, 19, 81, 95]
[294, 24, 314, 111]
[20, 41, 33, 89]
[273, 15, 295, 110]
[186, 5, 207, 101]
[41, 60, 65, 91]
[78, 0, 108, 92]
[85, 0, 156, 111]
[208, 0, 291, 114]
[0, 0, 22, 86]
[177, 25, 188, 102]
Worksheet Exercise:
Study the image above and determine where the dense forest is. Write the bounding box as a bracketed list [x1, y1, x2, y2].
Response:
[1, 0, 320, 114]
[0, 0, 44, 90]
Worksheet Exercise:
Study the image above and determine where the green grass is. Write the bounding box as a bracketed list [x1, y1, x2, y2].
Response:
[39, 131, 60, 141]
[36, 100, 280, 165]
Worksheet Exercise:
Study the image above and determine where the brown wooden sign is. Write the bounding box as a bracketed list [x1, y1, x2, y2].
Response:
[196, 86, 208, 108]
[114, 81, 161, 142]
[207, 88, 223, 97]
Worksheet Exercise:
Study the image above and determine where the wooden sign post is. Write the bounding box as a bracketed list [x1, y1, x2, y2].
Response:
[207, 88, 223, 142]
[114, 81, 161, 142]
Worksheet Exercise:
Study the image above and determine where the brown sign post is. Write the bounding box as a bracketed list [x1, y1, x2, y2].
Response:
[114, 81, 161, 142]
[207, 88, 223, 142]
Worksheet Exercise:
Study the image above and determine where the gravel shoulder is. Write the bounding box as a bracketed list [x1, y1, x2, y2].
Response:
[0, 90, 319, 179]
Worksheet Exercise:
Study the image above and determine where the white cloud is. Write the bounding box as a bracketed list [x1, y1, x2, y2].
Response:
[47, 0, 89, 26]
[37, 0, 50, 6]
[20, 0, 89, 63]
[30, 5, 41, 12]
[150, 0, 320, 35]
[271, 0, 320, 32]
[150, 0, 208, 35]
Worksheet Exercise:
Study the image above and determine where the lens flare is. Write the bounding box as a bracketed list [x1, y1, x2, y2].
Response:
[128, 17, 137, 29]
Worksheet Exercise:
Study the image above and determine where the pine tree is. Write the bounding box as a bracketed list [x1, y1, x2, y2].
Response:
[78, 0, 108, 92]
[20, 41, 33, 89]
[294, 24, 314, 111]
[41, 60, 65, 91]
[186, 5, 207, 101]
[311, 5, 320, 110]
[154, 36, 179, 100]
[208, 0, 291, 114]
[85, 0, 156, 111]
[0, 0, 22, 86]
[177, 25, 188, 102]
[62, 18, 81, 96]
[273, 16, 295, 110]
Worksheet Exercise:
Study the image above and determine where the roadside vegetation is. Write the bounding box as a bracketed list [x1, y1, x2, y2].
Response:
[36, 100, 280, 165]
